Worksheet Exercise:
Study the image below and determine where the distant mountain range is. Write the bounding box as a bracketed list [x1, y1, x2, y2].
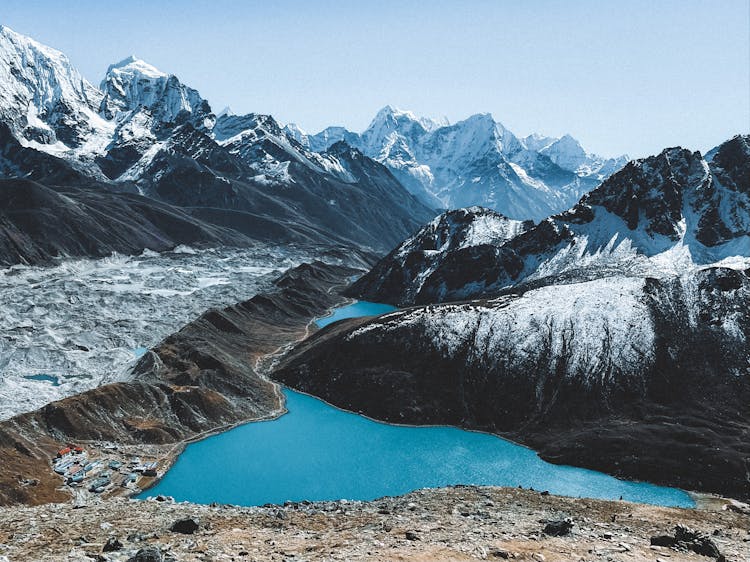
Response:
[285, 106, 628, 219]
[0, 25, 634, 267]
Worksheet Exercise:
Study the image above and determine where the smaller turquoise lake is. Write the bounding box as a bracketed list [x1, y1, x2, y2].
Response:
[139, 301, 694, 508]
[315, 300, 397, 328]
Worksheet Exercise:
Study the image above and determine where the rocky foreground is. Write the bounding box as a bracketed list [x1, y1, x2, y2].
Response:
[0, 487, 747, 562]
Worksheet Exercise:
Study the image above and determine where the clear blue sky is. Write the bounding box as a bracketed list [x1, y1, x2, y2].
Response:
[3, 0, 748, 158]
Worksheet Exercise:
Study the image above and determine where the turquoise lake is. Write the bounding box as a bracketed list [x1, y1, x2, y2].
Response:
[315, 300, 397, 328]
[139, 301, 694, 508]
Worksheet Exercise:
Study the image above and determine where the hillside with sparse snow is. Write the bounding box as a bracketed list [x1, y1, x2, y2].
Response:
[274, 135, 750, 501]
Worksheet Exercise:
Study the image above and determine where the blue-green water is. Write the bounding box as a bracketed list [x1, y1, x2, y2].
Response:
[138, 301, 694, 508]
[24, 374, 61, 386]
[315, 301, 397, 328]
[141, 389, 692, 507]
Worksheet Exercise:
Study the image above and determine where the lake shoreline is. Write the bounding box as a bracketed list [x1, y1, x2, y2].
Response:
[136, 381, 726, 513]
[0, 260, 363, 506]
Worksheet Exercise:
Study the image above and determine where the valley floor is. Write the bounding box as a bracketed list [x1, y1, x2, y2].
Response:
[0, 486, 747, 562]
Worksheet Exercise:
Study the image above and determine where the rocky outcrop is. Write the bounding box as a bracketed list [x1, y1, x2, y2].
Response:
[275, 267, 750, 501]
[1, 486, 747, 562]
[347, 207, 534, 305]
[0, 261, 360, 505]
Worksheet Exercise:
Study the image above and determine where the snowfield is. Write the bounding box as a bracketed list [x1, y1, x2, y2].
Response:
[0, 246, 310, 419]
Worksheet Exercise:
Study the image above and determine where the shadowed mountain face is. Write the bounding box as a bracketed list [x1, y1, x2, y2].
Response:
[0, 122, 262, 264]
[350, 135, 750, 306]
[0, 178, 256, 266]
[0, 26, 436, 264]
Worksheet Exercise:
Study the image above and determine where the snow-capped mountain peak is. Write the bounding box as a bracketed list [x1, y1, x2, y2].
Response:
[281, 122, 309, 146]
[367, 105, 448, 134]
[522, 132, 557, 152]
[306, 106, 628, 219]
[0, 25, 106, 151]
[104, 55, 167, 80]
[216, 106, 234, 119]
[540, 133, 587, 168]
[99, 54, 212, 128]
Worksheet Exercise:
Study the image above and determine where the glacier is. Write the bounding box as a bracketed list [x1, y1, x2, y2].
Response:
[0, 246, 314, 420]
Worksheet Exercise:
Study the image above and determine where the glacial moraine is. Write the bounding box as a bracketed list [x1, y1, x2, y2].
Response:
[0, 246, 308, 419]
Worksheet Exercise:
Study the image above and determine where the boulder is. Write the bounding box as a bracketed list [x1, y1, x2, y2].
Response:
[650, 535, 676, 547]
[127, 547, 162, 562]
[542, 518, 573, 536]
[169, 517, 200, 535]
[102, 536, 123, 552]
[405, 530, 420, 541]
[651, 525, 723, 559]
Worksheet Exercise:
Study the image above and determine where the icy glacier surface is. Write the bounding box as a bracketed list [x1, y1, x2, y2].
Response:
[0, 246, 310, 419]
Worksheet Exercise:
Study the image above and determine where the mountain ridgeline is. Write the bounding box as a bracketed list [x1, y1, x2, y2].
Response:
[350, 135, 750, 305]
[0, 25, 635, 265]
[286, 106, 628, 219]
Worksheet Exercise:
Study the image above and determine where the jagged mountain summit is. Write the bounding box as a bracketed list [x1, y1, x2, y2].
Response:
[0, 25, 111, 166]
[351, 134, 750, 305]
[288, 105, 628, 220]
[0, 26, 436, 260]
[99, 55, 213, 128]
